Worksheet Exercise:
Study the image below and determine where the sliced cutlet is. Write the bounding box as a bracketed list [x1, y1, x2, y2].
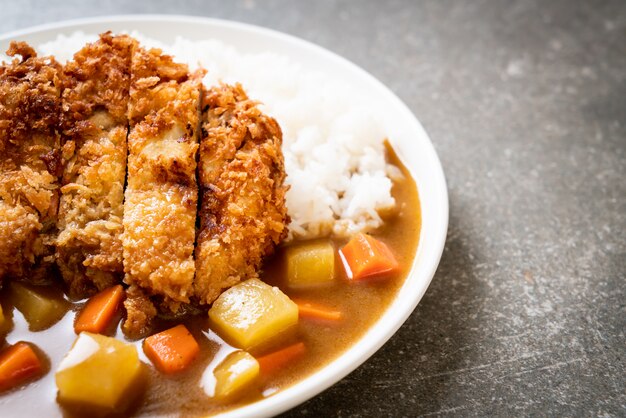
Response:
[0, 42, 63, 283]
[195, 84, 289, 305]
[56, 33, 136, 298]
[122, 45, 201, 325]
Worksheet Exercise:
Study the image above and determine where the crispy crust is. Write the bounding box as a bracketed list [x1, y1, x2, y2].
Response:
[0, 42, 62, 282]
[122, 285, 157, 339]
[194, 84, 289, 304]
[0, 38, 289, 335]
[122, 46, 200, 319]
[56, 33, 136, 298]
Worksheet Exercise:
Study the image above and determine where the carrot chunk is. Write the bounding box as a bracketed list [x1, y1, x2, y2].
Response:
[293, 299, 342, 321]
[143, 324, 199, 374]
[75, 285, 125, 334]
[338, 233, 399, 281]
[256, 342, 306, 376]
[0, 342, 43, 391]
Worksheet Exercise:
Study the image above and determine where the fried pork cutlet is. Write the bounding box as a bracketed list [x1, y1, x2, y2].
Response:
[56, 33, 136, 298]
[0, 42, 63, 283]
[195, 84, 289, 305]
[122, 46, 201, 335]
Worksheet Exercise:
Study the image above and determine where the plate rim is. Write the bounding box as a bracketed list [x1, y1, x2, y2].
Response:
[0, 14, 449, 418]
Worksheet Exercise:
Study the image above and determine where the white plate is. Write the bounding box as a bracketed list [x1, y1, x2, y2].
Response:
[0, 15, 448, 418]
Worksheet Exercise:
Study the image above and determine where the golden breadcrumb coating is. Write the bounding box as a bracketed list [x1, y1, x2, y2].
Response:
[195, 84, 289, 305]
[122, 45, 201, 329]
[56, 33, 136, 298]
[122, 284, 157, 339]
[0, 36, 289, 336]
[0, 42, 62, 282]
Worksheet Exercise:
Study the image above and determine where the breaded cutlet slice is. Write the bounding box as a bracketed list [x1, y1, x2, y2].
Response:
[0, 42, 63, 283]
[122, 45, 201, 330]
[195, 84, 289, 305]
[56, 33, 136, 298]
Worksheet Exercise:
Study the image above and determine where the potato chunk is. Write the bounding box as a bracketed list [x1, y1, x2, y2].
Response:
[55, 332, 145, 413]
[10, 282, 70, 331]
[213, 350, 259, 400]
[285, 240, 335, 288]
[209, 279, 298, 350]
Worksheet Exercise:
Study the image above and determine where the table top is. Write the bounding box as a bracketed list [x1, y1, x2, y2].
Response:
[2, 0, 624, 416]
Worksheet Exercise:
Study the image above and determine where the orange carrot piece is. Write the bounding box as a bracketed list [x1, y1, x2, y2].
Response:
[338, 233, 399, 281]
[257, 342, 306, 376]
[293, 299, 342, 321]
[0, 342, 43, 391]
[143, 324, 200, 374]
[74, 285, 125, 334]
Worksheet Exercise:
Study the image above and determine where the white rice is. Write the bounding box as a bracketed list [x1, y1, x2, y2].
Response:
[33, 32, 398, 239]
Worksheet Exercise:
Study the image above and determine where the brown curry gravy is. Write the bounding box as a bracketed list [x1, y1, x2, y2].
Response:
[0, 146, 420, 417]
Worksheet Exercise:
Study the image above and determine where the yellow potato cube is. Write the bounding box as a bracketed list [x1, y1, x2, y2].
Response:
[285, 240, 335, 288]
[213, 350, 259, 400]
[10, 282, 69, 331]
[55, 332, 145, 412]
[209, 279, 298, 350]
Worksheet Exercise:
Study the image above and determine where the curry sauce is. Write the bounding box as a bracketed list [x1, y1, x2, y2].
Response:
[0, 147, 420, 417]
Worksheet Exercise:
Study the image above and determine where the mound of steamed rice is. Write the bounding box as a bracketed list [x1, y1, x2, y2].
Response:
[34, 32, 399, 239]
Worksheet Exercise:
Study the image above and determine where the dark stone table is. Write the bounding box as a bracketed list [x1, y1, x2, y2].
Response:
[2, 0, 624, 416]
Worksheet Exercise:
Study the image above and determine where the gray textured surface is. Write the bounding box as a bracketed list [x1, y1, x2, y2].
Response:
[1, 0, 625, 416]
